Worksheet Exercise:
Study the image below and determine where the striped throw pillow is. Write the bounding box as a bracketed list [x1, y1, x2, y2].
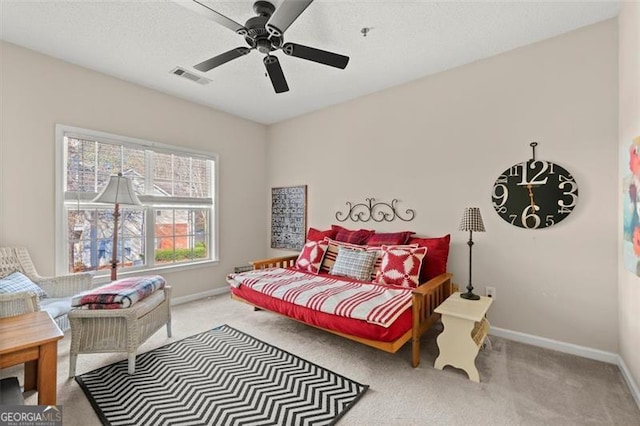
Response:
[319, 238, 366, 274]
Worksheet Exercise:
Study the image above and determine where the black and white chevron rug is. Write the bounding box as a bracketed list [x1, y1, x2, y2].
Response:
[76, 325, 368, 426]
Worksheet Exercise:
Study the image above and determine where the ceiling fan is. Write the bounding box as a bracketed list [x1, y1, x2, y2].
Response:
[177, 0, 350, 93]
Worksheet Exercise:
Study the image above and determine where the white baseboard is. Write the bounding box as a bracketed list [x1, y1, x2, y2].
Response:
[490, 327, 640, 409]
[489, 326, 618, 364]
[617, 355, 640, 409]
[171, 287, 229, 306]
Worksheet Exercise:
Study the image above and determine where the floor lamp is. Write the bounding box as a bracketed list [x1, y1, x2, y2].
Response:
[459, 207, 486, 300]
[93, 173, 142, 281]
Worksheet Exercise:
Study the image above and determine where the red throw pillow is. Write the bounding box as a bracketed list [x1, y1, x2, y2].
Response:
[295, 240, 329, 274]
[366, 231, 414, 246]
[331, 225, 374, 245]
[307, 227, 337, 242]
[374, 246, 427, 288]
[408, 234, 451, 282]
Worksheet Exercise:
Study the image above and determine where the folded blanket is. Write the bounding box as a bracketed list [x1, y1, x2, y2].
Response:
[227, 268, 412, 328]
[72, 275, 165, 309]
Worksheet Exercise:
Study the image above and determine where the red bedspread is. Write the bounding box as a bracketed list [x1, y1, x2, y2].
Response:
[228, 268, 413, 342]
[228, 268, 412, 327]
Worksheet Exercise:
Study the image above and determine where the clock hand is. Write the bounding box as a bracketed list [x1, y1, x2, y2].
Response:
[527, 184, 537, 212]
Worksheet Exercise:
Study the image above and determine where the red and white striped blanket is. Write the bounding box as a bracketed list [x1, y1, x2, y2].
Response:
[227, 268, 413, 328]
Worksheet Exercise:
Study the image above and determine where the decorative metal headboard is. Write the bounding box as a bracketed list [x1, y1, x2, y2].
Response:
[335, 198, 415, 222]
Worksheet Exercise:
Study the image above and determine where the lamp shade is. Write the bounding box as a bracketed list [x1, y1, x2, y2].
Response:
[459, 207, 486, 232]
[92, 173, 142, 206]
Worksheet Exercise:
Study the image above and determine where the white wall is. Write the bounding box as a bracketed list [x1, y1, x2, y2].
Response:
[0, 42, 269, 298]
[267, 20, 619, 352]
[618, 1, 640, 393]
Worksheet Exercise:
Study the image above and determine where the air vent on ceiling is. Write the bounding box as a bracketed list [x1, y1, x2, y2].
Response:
[170, 67, 211, 85]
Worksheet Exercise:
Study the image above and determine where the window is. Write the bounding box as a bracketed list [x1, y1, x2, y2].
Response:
[56, 125, 218, 276]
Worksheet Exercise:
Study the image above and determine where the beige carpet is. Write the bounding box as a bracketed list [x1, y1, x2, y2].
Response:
[3, 294, 639, 425]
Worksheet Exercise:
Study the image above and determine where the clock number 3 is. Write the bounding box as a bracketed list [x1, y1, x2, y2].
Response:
[558, 175, 578, 213]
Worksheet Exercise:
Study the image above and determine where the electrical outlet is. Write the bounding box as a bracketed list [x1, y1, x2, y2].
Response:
[486, 286, 496, 299]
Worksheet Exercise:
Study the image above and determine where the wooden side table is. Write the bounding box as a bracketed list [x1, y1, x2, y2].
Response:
[0, 311, 64, 405]
[433, 292, 492, 383]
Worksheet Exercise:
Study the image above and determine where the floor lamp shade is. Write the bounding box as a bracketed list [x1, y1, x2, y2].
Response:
[459, 207, 485, 300]
[92, 173, 142, 280]
[93, 173, 142, 206]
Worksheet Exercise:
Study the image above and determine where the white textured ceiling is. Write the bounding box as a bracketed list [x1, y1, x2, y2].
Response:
[0, 0, 620, 124]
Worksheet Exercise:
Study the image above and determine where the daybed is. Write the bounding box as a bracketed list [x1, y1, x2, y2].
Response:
[228, 226, 456, 367]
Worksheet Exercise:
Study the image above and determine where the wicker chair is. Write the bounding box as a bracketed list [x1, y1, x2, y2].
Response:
[0, 247, 93, 330]
[68, 285, 172, 376]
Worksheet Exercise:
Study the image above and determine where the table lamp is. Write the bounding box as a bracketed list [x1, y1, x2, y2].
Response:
[458, 207, 486, 300]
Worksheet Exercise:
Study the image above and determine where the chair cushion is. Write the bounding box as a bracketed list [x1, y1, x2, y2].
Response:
[0, 271, 48, 299]
[40, 297, 72, 319]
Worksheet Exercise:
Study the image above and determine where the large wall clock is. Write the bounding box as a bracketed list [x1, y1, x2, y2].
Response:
[491, 142, 579, 229]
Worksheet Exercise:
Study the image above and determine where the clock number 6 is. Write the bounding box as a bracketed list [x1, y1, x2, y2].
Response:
[521, 205, 541, 229]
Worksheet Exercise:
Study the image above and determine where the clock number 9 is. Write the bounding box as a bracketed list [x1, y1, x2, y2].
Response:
[492, 176, 509, 208]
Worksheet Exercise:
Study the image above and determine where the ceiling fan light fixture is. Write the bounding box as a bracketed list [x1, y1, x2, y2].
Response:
[181, 0, 349, 93]
[256, 38, 272, 54]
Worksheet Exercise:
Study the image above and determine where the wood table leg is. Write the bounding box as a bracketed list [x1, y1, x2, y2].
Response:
[24, 360, 37, 391]
[37, 341, 58, 405]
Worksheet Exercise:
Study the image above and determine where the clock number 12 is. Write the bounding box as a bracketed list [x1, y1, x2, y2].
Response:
[519, 160, 552, 186]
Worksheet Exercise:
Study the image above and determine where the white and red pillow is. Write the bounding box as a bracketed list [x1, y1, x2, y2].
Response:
[295, 240, 329, 274]
[366, 244, 418, 281]
[374, 246, 428, 288]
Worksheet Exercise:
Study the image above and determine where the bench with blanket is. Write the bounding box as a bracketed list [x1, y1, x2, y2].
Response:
[228, 226, 456, 367]
[71, 275, 166, 310]
[68, 275, 172, 376]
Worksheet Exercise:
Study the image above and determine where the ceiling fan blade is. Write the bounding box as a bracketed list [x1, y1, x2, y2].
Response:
[175, 0, 247, 35]
[194, 47, 251, 72]
[266, 0, 313, 37]
[282, 43, 349, 69]
[263, 56, 289, 93]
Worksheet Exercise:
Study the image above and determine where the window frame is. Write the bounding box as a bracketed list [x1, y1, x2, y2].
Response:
[55, 124, 219, 278]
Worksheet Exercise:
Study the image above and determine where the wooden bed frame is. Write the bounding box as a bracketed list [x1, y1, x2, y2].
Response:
[230, 255, 457, 367]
